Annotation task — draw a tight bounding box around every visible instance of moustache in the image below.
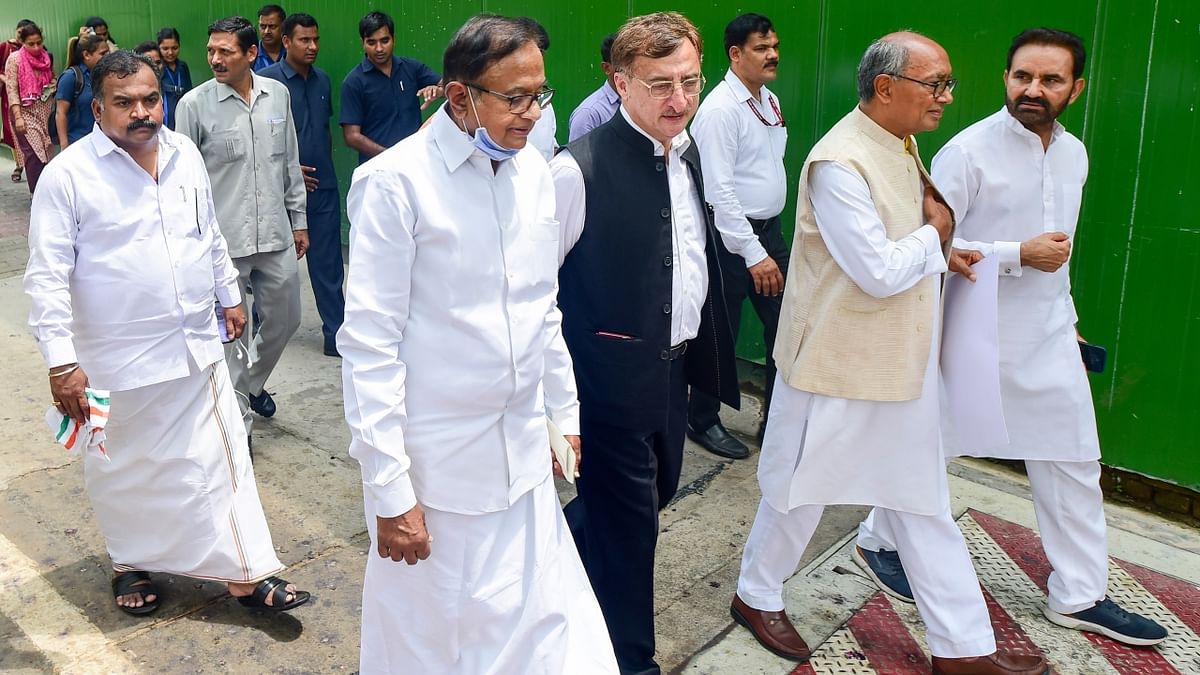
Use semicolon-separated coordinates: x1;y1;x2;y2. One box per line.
1018;96;1049;109
212;65;228;73
127;118;159;132
764;61;779;68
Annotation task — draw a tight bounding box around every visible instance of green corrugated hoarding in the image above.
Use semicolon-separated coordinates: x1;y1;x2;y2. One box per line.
3;1;1197;489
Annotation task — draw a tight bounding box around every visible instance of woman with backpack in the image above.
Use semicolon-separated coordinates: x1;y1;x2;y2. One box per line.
54;32;109;148
156;27;191;129
2;21;54;194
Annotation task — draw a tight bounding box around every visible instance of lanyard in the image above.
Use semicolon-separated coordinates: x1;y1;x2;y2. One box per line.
164;64;181;89
746;94;785;128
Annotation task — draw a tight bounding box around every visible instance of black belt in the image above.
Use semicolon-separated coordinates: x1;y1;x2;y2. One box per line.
747;214;781;230
660;341;688;361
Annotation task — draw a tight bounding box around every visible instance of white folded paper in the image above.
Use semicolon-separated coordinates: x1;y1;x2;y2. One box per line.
547;418;577;484
941;254;1009;452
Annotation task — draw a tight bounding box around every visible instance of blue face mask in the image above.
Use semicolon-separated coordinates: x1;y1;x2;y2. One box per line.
463;93;520;161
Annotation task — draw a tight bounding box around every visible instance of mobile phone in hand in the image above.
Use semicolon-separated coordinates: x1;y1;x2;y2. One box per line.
1079;340;1106;374
216;303;233;343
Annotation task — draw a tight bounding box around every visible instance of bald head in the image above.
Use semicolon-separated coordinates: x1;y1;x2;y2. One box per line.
857;31;947;102
857;31;954;138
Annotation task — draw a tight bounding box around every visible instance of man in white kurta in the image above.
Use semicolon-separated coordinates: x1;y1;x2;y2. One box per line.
732;34;1048;675
25;51;305;616
339;15;615;675
855;28;1167;647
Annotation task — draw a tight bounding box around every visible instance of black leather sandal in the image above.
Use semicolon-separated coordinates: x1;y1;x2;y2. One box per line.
236;576;310;612
111;570;162;616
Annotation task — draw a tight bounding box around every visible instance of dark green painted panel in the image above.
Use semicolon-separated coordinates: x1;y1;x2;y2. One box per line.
1071;0;1200;487
2;1;1196;487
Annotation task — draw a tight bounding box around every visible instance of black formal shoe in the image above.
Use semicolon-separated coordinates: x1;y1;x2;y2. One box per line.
248;390;276;418
687;422;750;459
323;341;340;358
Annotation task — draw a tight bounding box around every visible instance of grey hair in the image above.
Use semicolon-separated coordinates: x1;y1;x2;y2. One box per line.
92;50;157;105
856;37;910;101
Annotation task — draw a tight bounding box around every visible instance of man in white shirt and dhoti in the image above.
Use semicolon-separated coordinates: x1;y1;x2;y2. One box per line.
854;27;1167;648
339;15;617;674
25;51;308;617
730;33;1049;675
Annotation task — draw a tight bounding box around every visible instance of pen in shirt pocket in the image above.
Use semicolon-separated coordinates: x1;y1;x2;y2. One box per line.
194;188;201;234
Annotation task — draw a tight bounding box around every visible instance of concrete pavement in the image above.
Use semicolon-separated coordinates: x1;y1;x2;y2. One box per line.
1;150;1198;674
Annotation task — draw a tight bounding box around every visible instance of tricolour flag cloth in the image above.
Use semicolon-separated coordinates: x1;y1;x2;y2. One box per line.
44;388;111;460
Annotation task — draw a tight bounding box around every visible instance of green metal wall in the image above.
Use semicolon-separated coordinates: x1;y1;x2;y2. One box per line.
3;1;1197;489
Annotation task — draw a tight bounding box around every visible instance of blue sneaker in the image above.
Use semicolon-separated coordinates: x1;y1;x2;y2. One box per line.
248;390;276;418
852;545;914;603
1043;597;1167;646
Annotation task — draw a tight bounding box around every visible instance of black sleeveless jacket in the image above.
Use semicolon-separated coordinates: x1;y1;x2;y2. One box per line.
559;112;740;430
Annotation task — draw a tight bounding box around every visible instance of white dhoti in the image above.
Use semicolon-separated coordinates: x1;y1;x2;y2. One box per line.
360;475;617;675
84;360;284;582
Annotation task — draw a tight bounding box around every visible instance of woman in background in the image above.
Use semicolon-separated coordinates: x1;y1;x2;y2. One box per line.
3;21;54;194
0;20;34;182
156;27;191;130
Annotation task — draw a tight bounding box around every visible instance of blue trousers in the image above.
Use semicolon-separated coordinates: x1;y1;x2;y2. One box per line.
306;188;345;347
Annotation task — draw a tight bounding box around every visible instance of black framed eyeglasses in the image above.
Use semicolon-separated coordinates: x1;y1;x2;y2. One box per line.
889;74;958;98
629;74;706;99
466;83;555;114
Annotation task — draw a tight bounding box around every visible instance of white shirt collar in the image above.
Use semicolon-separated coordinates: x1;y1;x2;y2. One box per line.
429;103;533;173
88;123;179;167
723;69;763;104
618;105;691;158
720;69;777;105
999;105;1065;145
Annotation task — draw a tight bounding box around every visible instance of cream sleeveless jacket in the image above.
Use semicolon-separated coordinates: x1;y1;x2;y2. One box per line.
774;106;951;401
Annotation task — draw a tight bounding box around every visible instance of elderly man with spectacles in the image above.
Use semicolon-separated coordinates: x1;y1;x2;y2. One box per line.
339;13;616;674
730;32;1049;675
550;11;740;674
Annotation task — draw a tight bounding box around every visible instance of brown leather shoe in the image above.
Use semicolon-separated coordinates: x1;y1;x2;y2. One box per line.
730;594;811;662
932;650;1049;675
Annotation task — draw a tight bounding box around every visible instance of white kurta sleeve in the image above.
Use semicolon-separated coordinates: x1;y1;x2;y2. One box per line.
934;142;1023;277
809;161;947;299
340;168;419;518
24;167;80;368
550;150;587;265
692;106;768;267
